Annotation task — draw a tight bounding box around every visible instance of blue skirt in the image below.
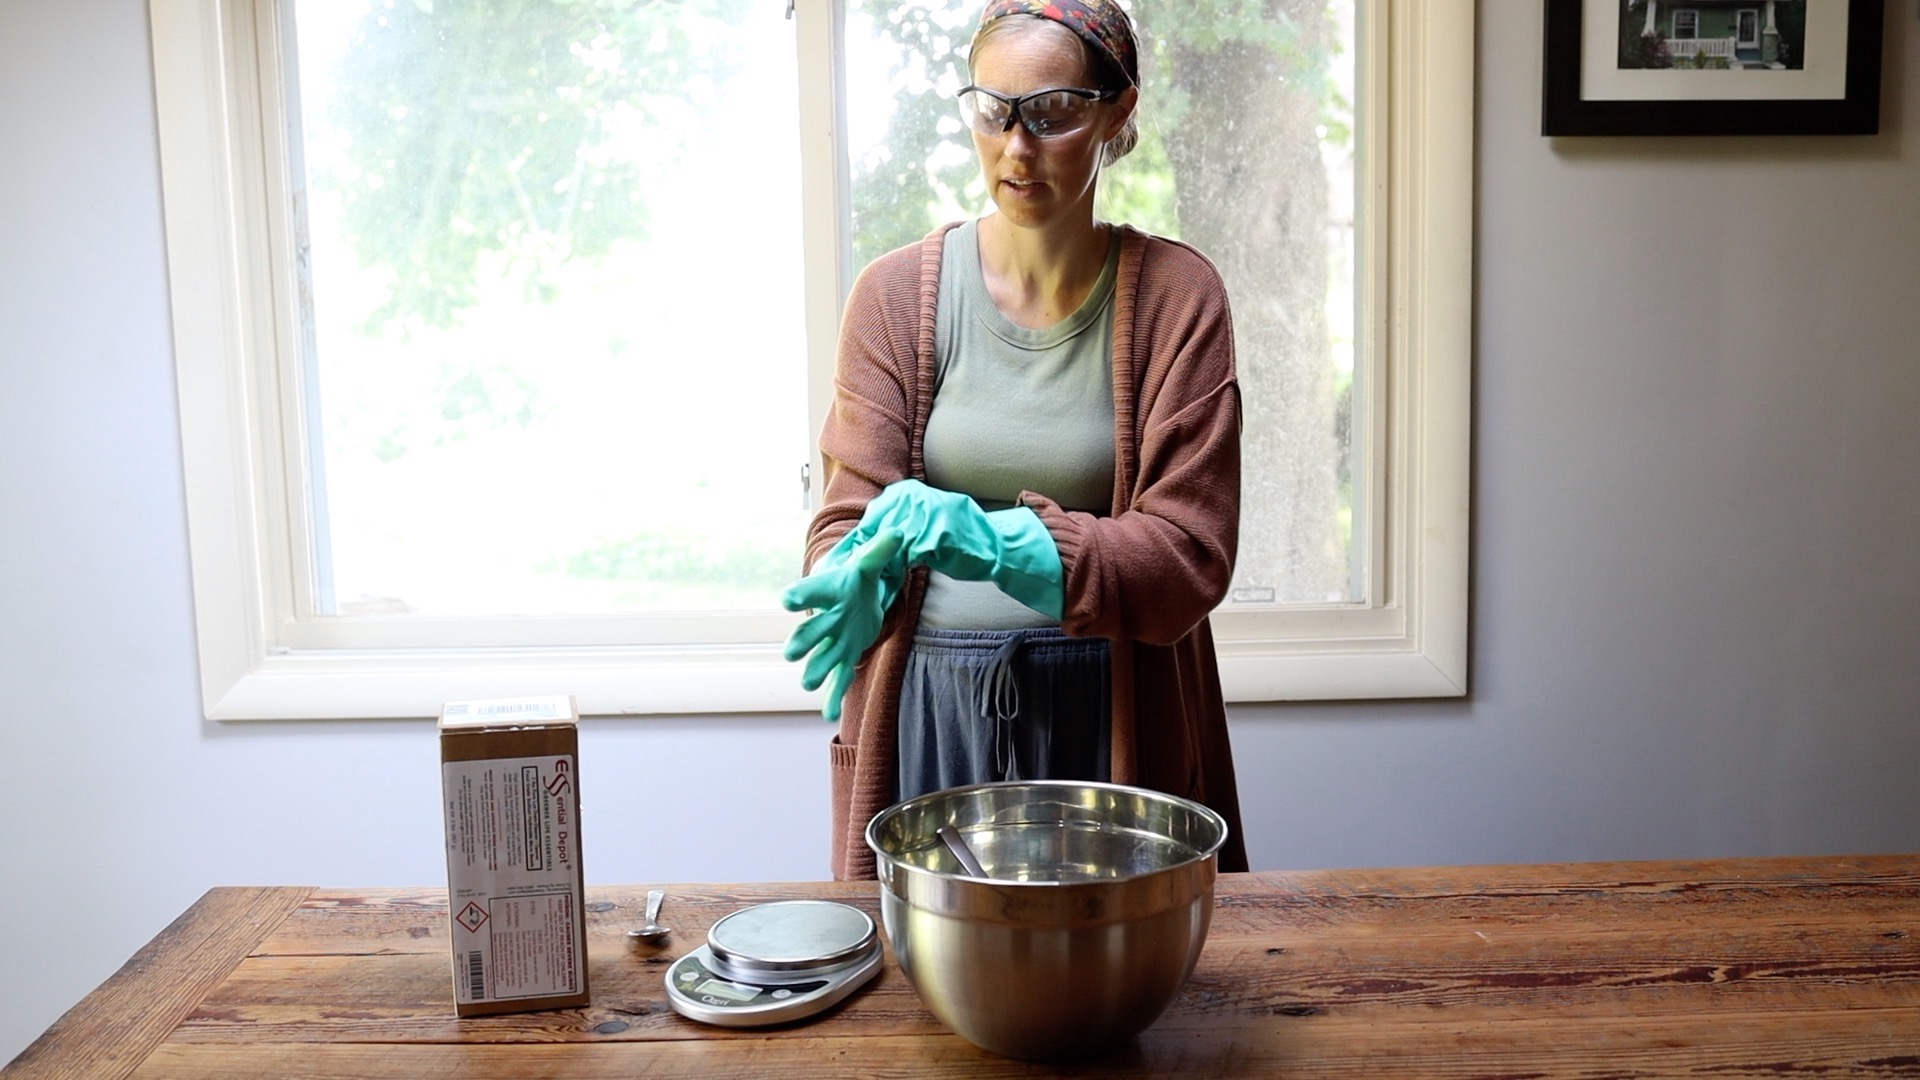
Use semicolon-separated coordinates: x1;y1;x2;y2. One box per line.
896;626;1112;804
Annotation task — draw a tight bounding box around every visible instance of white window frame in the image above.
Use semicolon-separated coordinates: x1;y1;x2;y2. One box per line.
148;0;1472;721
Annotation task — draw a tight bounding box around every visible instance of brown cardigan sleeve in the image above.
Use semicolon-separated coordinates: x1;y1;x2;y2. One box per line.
806;229;948;881
806;242;922;569
1022;233;1242;646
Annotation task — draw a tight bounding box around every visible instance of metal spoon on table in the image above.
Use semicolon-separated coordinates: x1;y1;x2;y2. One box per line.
627;889;672;941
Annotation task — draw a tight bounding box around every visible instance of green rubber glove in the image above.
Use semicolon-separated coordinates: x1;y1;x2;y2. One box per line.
844;479;1064;621
781;527;906;722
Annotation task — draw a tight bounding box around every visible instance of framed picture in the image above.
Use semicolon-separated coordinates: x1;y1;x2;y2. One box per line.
1542;0;1884;135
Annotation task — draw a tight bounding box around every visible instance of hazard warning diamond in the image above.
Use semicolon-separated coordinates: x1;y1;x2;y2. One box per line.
456;901;489;933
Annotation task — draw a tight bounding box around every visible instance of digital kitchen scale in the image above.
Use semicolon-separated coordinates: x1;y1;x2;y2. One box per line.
664;900;882;1027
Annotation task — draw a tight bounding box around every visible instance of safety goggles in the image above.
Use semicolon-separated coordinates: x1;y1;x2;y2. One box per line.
955;85;1121;139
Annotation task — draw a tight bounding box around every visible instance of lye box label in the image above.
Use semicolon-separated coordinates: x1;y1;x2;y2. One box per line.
439;695;589;1016
443;753;580;1001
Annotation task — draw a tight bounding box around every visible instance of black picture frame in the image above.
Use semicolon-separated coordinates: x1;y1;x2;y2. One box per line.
1542;0;1884;135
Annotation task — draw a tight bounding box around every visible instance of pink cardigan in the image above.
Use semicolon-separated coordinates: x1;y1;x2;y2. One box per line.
810;222;1249;879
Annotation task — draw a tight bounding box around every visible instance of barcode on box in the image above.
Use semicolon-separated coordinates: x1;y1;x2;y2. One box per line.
441;695;575;725
467;951;485;1000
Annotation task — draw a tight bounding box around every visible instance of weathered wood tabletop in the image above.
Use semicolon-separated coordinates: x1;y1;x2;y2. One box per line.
8;856;1919;1078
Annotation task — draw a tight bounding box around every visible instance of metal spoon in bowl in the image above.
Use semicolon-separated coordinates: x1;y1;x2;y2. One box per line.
627;889;672;941
938;826;989;879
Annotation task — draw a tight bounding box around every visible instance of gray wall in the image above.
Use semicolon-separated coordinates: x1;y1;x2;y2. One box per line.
4;1;1916;1064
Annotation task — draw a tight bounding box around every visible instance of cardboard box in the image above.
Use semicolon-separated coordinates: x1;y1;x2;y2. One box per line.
439;695;590;1017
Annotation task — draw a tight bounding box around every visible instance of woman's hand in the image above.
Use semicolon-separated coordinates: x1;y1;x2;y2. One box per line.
781;528;907;721
844;479;1064;620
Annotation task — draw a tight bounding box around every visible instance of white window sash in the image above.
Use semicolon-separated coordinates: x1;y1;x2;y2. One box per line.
149;0;1472;720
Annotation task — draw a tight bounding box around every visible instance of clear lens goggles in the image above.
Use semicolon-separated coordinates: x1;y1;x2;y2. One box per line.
956;85;1118;139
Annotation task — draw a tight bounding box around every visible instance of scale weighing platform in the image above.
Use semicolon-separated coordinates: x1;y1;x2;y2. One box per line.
664;900;883;1027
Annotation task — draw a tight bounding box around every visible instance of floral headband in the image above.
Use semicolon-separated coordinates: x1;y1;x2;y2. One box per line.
976;0;1140;88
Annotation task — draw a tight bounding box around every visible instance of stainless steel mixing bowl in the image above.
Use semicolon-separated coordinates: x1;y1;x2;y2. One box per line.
865;780;1228;1061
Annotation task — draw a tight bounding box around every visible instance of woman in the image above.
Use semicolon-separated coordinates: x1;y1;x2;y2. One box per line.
784;0;1248;879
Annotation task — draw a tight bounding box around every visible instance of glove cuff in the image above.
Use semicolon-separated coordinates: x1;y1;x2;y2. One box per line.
986;506;1065;621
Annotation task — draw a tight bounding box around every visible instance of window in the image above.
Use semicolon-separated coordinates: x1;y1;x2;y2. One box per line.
150;0;1470;720
1673;10;1701;39
281;2;812;629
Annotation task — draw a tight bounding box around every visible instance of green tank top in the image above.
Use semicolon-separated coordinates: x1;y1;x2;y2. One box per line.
919;218;1119;629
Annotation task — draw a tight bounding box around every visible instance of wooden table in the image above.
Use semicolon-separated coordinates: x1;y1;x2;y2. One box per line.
8;856;1919;1078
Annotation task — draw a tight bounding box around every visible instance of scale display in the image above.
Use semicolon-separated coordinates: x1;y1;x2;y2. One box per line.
691;977;763;1003
664;901;882;1027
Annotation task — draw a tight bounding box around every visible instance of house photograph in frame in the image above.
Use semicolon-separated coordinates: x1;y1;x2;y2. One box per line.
1542;0;1884;135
